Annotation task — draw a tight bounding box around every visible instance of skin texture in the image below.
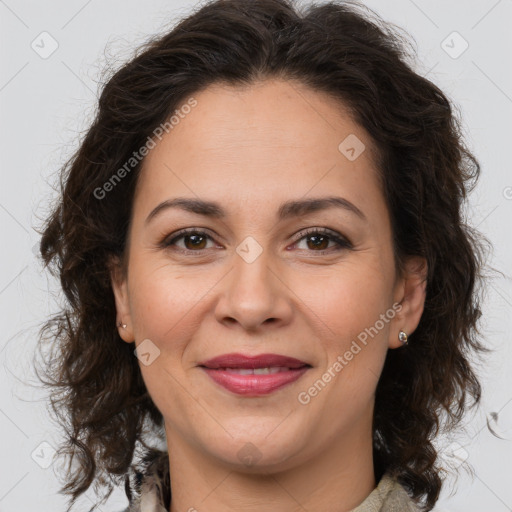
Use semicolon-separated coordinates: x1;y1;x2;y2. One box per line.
110;78;427;512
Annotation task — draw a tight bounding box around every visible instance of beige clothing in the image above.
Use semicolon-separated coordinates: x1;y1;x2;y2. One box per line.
349;473;421;512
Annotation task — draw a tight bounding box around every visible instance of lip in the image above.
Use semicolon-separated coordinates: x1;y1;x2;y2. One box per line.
198;353;311;396
201;367;310;396
199;353;309;369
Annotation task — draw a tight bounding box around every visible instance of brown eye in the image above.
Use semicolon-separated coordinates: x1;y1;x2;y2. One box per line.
305;233;330;251
181;233;208;250
163;230;215;251
293;228;352;254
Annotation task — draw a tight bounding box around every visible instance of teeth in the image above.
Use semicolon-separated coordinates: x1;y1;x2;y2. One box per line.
222;367;291;375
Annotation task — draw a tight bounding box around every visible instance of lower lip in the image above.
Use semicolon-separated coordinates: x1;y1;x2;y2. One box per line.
201;367;310;396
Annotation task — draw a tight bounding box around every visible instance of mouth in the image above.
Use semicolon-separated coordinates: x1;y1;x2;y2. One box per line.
198;353;312;396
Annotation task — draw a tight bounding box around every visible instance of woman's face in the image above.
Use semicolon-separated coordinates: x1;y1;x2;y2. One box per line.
111;78;426;473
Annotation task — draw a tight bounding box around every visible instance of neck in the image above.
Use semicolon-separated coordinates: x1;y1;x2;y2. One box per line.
166;413;376;512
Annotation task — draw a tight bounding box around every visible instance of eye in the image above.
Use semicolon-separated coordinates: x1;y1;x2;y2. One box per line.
162;228;218;252
291;227;352;254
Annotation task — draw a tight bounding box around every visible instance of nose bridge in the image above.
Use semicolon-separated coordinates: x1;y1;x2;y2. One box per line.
214;236;292;330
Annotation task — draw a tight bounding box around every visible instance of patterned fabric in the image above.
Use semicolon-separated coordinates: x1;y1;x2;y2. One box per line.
121;450;421;512
349;473;421;512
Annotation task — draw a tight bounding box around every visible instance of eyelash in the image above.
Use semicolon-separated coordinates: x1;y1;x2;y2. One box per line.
160;227;353;256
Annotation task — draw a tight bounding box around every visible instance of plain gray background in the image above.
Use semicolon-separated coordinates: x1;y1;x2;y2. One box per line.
1;0;511;510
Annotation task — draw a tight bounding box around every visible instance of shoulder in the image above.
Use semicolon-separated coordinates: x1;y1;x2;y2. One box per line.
350;472;422;512
384;477;422;511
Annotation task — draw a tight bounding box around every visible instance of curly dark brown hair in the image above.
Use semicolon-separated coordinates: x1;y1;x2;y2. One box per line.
35;0;492;510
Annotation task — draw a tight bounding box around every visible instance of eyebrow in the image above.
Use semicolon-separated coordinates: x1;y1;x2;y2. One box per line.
145;196;367;226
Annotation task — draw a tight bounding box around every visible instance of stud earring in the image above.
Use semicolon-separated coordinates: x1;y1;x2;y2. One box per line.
398;330;408;345
117;321;127;329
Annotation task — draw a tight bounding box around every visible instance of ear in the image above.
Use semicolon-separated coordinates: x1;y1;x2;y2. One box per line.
108;255;135;343
389;256;428;349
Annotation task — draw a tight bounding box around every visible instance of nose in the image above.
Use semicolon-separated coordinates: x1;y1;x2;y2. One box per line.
214;246;293;332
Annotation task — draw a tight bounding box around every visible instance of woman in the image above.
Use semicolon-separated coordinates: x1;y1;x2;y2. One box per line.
36;0;490;511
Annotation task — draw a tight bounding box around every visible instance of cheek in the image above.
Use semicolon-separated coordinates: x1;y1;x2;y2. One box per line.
126;257;234;419
300;275;391;423
128;261;202;354
297;265;392;345
296;265;392;400
127;265;202;416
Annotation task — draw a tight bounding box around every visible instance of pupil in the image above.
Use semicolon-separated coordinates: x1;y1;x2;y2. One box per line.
186;234;206;249
308;235;328;250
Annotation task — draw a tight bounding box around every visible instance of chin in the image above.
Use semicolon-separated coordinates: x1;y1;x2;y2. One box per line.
203;428;306;472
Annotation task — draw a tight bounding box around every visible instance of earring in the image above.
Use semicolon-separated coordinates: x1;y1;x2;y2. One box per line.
398;330;408;345
117;321;127;329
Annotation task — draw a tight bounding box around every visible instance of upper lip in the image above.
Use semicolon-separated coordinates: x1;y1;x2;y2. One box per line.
199;353;310;369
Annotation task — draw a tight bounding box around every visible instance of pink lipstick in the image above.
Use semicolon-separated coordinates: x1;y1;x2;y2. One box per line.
199;353;311;396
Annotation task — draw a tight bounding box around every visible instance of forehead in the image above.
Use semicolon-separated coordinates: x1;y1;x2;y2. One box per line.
134;78;384;221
